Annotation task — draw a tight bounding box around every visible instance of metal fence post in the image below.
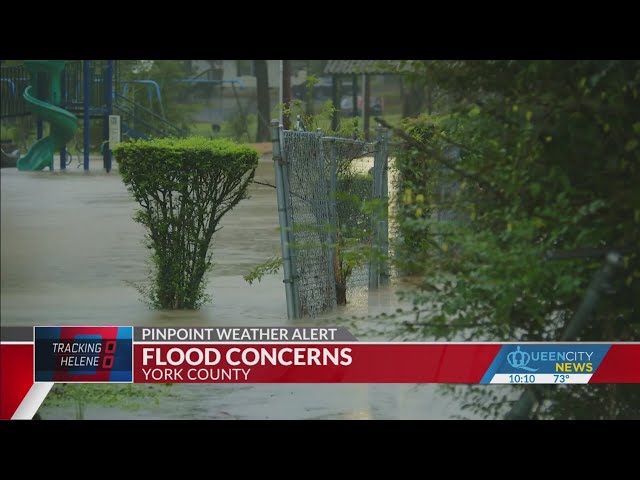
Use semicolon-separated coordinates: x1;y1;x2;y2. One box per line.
271;120;296;319
329;138;338;248
278;124;301;318
369;132;382;289
318;130;339;310
380;128;390;285
327;137;341;308
369;126;390;289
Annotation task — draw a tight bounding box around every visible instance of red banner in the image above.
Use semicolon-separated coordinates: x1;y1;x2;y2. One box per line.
134;343;502;383
0;345;35;419
3;340;640;419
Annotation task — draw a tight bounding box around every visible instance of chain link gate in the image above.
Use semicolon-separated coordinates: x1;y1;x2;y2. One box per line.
271;121;389;319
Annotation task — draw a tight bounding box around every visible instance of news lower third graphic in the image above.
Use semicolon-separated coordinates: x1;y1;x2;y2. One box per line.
480;344;611;384
1;326;639;419
34;327;133;382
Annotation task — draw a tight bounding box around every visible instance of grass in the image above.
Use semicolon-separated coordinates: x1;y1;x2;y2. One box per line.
187;110;403;146
188;113;257;143
189;122;215;137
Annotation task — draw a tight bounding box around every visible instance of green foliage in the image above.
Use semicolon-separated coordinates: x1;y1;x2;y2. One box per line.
279;98;363;139
118;60;196;132
337;173;373;233
334;171;375;297
222;112;254;142
246;96;382;304
66;121;108;155
243;255;283;285
39;383;172;420
243;137;382;306
1;116;45;151
0;124;17;142
114;137;258;309
393;128;435;274
243;170;377;301
191;115;258;143
390;60;640;419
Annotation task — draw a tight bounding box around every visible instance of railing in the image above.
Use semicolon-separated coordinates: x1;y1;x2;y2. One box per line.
1;61;115;117
113;92;186;139
61;60;111;111
2;61;185;140
0;64;30;117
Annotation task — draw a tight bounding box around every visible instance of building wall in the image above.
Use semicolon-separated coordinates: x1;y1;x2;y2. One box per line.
191;60;305;89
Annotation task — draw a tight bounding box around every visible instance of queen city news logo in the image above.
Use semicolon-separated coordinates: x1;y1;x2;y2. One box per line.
507;346;539;372
503;344;601;374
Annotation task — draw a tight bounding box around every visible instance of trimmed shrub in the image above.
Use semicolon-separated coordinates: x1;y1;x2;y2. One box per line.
114;137;258;309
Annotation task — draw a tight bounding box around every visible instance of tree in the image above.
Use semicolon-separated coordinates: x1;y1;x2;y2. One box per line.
115;138;258;310
388;60;640;419
254;60;270;142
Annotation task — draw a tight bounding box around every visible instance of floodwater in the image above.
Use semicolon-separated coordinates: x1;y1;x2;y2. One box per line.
1;157;482;419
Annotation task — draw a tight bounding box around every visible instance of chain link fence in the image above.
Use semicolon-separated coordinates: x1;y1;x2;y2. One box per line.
271;122;389;319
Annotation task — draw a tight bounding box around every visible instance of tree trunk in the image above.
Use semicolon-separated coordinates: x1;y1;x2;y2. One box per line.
334;238;347;305
305;60;314;117
401;78;426;118
331;75;339;131
254;60;270;142
363;74;370;140
282;60;292;130
336;281;347;305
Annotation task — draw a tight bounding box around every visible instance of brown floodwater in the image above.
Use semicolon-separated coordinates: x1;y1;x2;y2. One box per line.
1;157;484;419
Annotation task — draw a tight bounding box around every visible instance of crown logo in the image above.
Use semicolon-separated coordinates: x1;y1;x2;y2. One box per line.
507;346;538;372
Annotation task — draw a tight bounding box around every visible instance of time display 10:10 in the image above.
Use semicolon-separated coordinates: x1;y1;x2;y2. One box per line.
508;374;535;384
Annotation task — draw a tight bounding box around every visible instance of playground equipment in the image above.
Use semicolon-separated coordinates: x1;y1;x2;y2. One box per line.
17;60;78;171
121;80;165;117
1;60;186;172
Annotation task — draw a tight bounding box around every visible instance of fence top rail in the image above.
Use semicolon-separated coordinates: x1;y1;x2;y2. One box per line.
283;130;383;146
319;136;376;146
283;129;318;134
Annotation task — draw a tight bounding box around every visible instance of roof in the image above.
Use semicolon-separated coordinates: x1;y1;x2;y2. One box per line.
323;60;406;75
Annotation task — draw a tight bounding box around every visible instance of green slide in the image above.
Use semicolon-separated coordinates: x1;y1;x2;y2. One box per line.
17;60;78;171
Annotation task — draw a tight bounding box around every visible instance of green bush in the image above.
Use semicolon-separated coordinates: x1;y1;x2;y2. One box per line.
389;60;640;419
333;172;374;304
336;172;373;238
114;137;258;309
0;124;17;142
